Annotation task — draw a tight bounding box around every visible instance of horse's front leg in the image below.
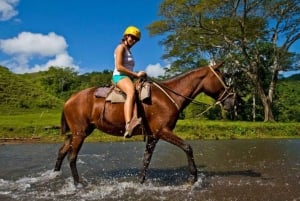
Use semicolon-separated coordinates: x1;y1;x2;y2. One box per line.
140;136;158;183
159;128;198;184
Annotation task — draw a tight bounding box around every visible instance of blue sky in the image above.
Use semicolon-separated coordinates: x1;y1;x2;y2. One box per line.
0;0;299;77
0;0;167;77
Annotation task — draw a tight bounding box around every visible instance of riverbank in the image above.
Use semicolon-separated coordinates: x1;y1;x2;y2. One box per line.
1;113;299;144
175;119;300;140
0;137;41;144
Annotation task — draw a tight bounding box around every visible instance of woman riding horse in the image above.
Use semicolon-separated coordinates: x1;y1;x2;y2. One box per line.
54;63;236;185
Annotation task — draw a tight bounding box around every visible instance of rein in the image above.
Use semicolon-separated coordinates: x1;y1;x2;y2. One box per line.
148;66;232;115
152;82;180;110
148;77;204;109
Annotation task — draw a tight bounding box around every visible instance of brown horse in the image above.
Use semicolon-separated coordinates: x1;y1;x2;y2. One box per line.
54;63;236;185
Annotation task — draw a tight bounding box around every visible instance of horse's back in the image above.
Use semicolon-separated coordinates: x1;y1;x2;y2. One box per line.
65;87;97;105
63;87;100;129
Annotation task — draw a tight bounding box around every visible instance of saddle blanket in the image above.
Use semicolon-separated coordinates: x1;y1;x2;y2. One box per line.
94;82;151;103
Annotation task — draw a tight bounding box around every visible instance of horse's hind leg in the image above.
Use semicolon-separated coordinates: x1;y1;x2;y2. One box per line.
140;136;158;183
68;134;85;185
54;135;71;171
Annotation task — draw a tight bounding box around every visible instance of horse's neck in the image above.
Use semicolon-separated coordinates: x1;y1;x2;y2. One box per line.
162;68;208;108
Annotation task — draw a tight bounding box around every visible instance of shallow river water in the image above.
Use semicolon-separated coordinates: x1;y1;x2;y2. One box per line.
0;139;299;201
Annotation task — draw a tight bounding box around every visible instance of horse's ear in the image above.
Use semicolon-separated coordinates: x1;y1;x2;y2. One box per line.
212;61;225;70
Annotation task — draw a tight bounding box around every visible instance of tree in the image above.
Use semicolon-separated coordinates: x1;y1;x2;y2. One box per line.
147;0;300;121
40;66;80;99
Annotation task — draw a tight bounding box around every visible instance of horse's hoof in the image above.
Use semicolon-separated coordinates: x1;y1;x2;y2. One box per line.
74;180;88;188
139;176;146;184
188;175;198;185
75;182;84;188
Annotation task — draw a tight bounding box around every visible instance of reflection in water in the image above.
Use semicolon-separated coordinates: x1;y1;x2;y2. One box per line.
0;140;299;201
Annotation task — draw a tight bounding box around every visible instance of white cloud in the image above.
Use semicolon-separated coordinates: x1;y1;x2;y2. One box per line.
31;53;78;72
145;63;166;78
0;0;19;21
0;32;67;56
0;32;79;73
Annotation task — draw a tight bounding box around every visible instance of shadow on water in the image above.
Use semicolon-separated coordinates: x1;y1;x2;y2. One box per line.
85;164;261;186
202;169;261;178
97;167;191;186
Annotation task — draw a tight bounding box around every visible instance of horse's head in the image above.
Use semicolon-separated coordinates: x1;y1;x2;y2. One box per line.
217;87;237;110
208;63;238;111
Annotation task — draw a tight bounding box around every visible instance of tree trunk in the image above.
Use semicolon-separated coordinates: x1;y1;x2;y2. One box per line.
258;90;275;122
263;98;274;122
252;94;256;122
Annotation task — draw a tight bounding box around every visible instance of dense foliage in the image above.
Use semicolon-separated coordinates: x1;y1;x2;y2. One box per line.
274;74;300;122
0;65;299;121
147;0;300;122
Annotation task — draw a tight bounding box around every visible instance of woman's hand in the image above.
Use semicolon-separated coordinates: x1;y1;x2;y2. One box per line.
137;71;147;78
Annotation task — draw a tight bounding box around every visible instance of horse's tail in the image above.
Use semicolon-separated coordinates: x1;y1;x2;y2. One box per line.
61;110;70;135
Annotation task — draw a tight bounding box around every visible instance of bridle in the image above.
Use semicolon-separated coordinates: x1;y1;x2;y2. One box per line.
208;66;235;106
147;66;235;114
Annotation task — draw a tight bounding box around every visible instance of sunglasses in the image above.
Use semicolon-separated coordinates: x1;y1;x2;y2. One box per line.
128;34;139;41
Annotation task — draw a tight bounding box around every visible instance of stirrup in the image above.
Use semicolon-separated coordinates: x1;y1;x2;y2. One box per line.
124;117;142;138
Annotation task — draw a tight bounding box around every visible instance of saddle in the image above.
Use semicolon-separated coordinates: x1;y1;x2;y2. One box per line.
94;80;151;103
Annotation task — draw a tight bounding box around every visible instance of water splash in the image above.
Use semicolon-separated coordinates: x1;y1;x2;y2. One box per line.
0;169;205;201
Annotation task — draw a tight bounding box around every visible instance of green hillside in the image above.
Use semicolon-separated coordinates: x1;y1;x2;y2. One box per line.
0;66;63;114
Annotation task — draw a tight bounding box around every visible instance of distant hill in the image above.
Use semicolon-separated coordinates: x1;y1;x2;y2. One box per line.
282;73;300;81
0;66;63;114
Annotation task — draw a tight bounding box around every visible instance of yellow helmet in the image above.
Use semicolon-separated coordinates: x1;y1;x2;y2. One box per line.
123;26;141;40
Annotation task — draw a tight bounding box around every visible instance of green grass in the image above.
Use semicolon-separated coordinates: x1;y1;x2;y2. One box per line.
175;119;300;140
0;111;299;143
0;110;143;143
0;110;61;142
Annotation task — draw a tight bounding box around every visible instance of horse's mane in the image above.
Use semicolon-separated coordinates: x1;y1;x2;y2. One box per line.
161;66;210;85
161;62;224;84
